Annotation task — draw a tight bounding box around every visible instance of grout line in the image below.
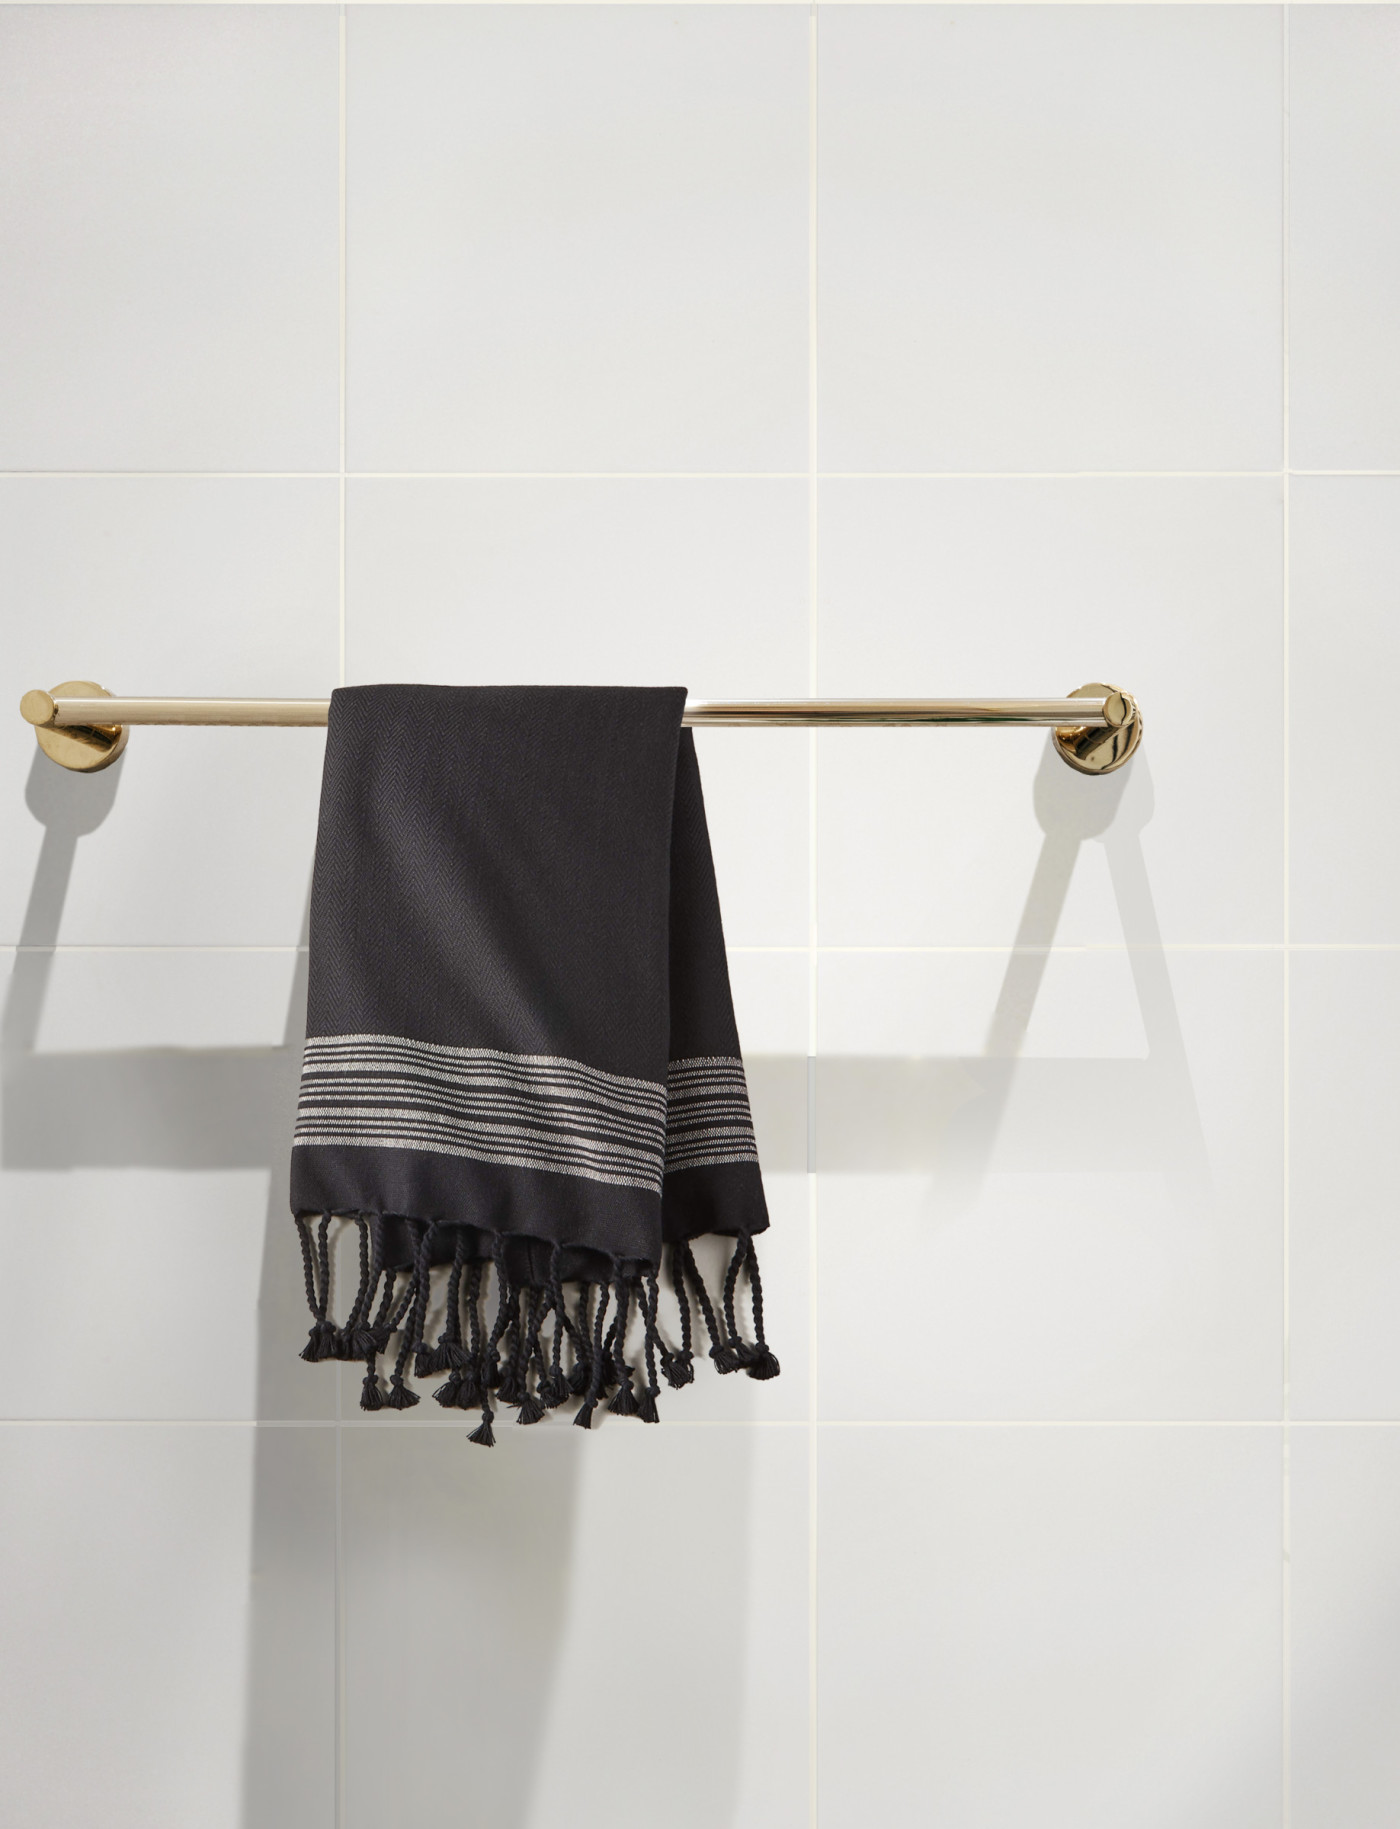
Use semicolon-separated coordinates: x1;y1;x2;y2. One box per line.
5;468;1398;482
338;4;348;695
816;469;1286;480
335;17;348;1829
806;12;820;1825
334;1383;346;1829
728;942;1398;954
0;479;344;486
1281;14;1293;1826
11;941;1400;958
344;470;810;481
11;1415;1397;1430
8;944;312;954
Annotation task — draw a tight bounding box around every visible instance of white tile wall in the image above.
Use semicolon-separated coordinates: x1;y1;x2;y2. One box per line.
1289;8;1400;471
0;1424;337;1829
0;8;340;472
345;5;809;474
1291;1428;1400;1829
0;477;338;946
341;1424;809;1829
1289;952;1400;1421
2;5;1394;1827
817;5;1283;474
818;1427;1283;1829
815;476;1283;947
1289;476;1400;944
814;947;1283;1421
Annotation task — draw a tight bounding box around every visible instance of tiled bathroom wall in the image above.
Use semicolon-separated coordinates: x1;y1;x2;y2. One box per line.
1;6;1396;1826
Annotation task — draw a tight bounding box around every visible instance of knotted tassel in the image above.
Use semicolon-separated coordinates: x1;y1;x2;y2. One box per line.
606;1277;640;1415
676;1238;745;1375
658;1243;695;1382
720;1236;760;1371
383;1375;419;1410
607;1381;640;1417
635;1269;663;1423
743;1236;781;1380
538;1246;571;1408
415;1226;466;1376
300;1318;341;1363
573;1279;612;1430
334;1217;378;1363
500;1286;544;1411
566;1282;595;1396
377;1223;431;1411
719;1232;781;1381
480;1239;513;1394
297;1215;341;1361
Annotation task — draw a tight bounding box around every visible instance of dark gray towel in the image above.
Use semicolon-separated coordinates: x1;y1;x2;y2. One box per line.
291;685;777;1443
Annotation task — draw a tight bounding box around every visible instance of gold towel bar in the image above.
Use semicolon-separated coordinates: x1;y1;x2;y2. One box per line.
19;681;1142;776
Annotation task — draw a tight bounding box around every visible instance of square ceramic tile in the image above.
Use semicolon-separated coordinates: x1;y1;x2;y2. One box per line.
1289;478;1400;944
816;6;1282;473
817;1426;1282;1829
342;1424;809;1829
814;948;1283;1420
0;7;338;471
1;479;338;946
346;477;810;945
1291;1427;1400;1829
815;478;1283;948
0;947;333;1421
1290;952;1400;1420
346;5;808;473
1289;9;1400;470
0;1423;336;1829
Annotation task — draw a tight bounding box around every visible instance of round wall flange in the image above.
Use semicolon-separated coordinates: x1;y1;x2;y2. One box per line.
1053;681;1142;775
22;681;128;773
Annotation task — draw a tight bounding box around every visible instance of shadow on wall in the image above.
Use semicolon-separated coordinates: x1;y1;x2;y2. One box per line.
1;752;751;1829
746;737;1208;1217
1;732;1199;1829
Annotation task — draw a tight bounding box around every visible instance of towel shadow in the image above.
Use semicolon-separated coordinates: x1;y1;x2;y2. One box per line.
4;751;770;1829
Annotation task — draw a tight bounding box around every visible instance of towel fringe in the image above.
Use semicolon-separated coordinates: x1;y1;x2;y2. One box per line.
297;1221;779;1432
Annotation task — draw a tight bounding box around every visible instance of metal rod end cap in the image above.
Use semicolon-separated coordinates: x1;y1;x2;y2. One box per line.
20;690;56;727
31;681;128;773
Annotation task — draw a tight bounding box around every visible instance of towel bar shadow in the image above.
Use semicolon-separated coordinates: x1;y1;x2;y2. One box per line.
18;680;1142;776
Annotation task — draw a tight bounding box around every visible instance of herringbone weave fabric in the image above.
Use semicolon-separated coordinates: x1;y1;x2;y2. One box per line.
290;685;778;1441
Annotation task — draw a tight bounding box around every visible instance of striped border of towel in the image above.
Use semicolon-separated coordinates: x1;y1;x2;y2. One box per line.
293;1034;758;1193
664;1055;762;1175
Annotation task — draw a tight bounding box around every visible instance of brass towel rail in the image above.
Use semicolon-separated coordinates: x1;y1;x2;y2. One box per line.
19;680;1142;776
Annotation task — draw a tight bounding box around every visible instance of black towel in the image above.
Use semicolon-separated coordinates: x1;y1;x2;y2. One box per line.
291;685;778;1442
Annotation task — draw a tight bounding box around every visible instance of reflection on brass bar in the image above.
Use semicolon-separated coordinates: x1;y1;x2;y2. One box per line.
44;696;332;728
37;694;1111;730
684;698;1110;728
